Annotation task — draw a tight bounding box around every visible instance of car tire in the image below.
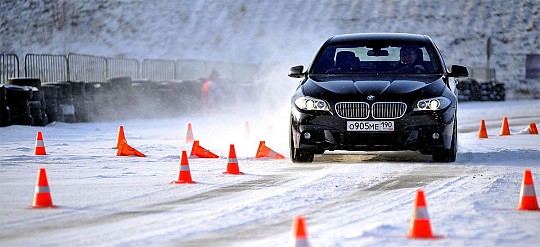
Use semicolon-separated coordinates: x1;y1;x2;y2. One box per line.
289;127;314;163
432;118;457;162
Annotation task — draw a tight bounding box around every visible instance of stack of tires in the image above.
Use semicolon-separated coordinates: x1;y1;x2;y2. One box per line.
54;81;76;123
41;83;59;123
5;78;47;126
107;76;134;120
457;79;505;102
154;81;176;118
70;81;92;122
85;81;114;121
457;79;479;101
42;81;75;123
28;86;48;126
131;79;154;118
176;79;202;115
0;84;11;126
167;81;187;116
4;84;32;125
478;81;505;101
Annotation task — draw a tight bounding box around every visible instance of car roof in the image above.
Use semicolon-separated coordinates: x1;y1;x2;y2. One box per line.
326;33;430;44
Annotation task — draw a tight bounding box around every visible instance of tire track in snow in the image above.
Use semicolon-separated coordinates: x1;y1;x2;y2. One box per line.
165;163;471;246
0;164;328;245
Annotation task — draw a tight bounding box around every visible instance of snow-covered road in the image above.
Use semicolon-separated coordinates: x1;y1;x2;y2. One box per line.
1;99;539;246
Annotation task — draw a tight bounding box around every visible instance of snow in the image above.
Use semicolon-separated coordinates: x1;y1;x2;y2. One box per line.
1;99;539;246
1;1;540;245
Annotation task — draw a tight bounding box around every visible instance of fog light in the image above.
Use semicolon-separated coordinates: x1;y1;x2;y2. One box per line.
303;132;311;140
432;133;440;140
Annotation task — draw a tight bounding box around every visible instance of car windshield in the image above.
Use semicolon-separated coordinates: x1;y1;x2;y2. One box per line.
311;42;442;74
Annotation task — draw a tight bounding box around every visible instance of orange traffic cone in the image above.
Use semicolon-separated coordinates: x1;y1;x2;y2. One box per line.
256;141;286;159
478;120;488;138
529;123;539;135
408;189;439;239
34;131;47;155
517;170;539;211
190;140;219;158
113;125;126;149
499;117;511;136
186;123;194;143
171;151;196;184
224;144;243;175
291;215;310;247
32;168;56;208
116;139;146;157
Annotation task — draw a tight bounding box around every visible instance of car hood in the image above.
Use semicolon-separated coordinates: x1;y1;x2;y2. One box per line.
301;74;446;101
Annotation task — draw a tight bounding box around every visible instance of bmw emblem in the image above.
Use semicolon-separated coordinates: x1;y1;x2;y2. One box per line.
367;95;375;100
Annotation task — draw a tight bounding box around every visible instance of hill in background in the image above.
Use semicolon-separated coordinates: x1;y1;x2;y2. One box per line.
1;0;539;98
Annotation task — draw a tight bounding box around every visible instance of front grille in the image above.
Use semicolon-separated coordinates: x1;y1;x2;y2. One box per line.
372;102;407;119
335;102;407;119
335;102;369;119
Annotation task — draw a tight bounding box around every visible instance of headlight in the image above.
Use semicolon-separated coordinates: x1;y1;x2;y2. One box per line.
294;96;330;111
414;97;451;111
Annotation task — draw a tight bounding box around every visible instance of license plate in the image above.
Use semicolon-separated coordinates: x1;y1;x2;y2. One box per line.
347;121;394;131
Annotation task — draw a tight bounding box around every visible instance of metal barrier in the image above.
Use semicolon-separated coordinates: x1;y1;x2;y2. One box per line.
0;54;19;84
107;57;140;79
206;61;234;80
68;53;107;82
175;59;207;80
174;59;259;82
24;54;69;83
5;53;260;84
142;59;175;81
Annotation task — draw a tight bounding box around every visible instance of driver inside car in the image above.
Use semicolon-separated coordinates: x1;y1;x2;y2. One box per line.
393;46;426;72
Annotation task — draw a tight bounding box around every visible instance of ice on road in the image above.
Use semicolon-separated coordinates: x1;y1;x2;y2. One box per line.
1;99;539;246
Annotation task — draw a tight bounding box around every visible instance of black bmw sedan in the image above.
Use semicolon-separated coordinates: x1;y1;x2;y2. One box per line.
288;33;469;163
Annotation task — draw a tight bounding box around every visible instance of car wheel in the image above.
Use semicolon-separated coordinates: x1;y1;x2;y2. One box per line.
433;118;457;162
289;127;314;163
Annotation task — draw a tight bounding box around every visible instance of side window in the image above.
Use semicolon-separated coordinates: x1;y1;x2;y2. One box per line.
420;48;429;62
419;47;439;73
313;47;336;73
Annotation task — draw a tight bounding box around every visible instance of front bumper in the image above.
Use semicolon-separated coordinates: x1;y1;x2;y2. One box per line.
291;105;455;153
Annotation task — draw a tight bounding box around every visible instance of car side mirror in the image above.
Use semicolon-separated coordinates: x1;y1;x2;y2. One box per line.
288;65;305;78
448;65;469;78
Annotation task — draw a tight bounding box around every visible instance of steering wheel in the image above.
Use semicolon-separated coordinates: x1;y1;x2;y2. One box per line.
394;65;419;73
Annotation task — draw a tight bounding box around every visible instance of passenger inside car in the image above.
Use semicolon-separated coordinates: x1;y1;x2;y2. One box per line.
334;51;358;72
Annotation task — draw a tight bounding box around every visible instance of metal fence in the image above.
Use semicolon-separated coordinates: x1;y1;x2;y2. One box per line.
68;53;107;82
2;53;260;84
0;54;19;84
175;59;207;80
142;59;176;81
175;59;259;82
24;54;69;83
107;57;140;79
